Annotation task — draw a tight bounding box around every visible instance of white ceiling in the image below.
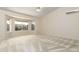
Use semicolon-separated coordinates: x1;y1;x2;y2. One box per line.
0;7;58;17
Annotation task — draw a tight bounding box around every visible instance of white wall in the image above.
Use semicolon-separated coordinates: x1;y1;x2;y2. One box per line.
37;7;79;40
0;13;7;42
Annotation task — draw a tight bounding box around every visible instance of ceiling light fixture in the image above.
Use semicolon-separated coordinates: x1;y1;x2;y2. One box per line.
66;9;79;14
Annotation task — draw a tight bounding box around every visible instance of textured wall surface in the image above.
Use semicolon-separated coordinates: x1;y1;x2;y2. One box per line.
37;7;79;40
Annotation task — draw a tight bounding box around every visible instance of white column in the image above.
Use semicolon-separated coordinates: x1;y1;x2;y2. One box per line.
28;21;32;31
9;18;15;32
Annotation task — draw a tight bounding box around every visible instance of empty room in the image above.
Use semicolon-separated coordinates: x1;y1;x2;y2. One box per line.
0;7;79;52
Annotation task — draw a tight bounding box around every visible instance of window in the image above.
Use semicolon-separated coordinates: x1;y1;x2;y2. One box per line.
7;20;10;31
15;21;29;31
31;22;35;30
6;16;36;32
